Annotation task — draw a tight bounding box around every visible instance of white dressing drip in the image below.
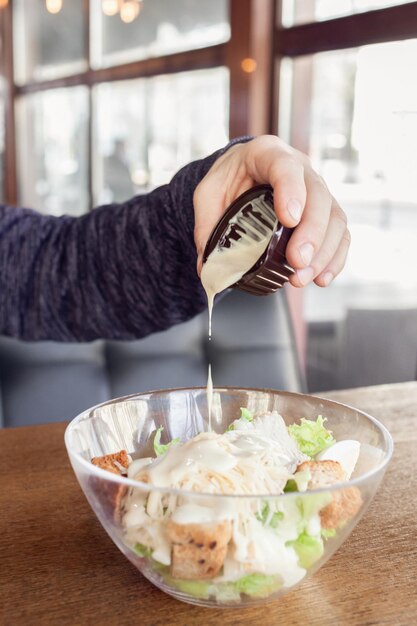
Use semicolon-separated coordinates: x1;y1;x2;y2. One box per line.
132;416;307;496
207;363;213;431
200;196;277;430
201;227;275;339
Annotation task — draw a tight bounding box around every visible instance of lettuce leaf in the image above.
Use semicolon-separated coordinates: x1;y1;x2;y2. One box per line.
321;527;336;539
256;502;284;528
134;542;153;558
226;407;254;432
284;469;311;493
165;573;281;602
234;573;282;598
168;578;212;599
153;426;180;456
240;407;254;422
297;491;332;521
165;578;239;603
288;415;335;457
287;532;324;569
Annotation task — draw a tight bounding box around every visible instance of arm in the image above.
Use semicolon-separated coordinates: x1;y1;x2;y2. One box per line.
0;139;250;342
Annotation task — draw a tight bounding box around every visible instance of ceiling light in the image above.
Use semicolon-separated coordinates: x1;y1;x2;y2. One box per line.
102;0;119;16
46;0;63;14
120;0;140;23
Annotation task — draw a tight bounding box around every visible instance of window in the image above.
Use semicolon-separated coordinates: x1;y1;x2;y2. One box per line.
93;67;229;204
16;87;89;215
281;40;417;323
282;0;416;26
276;0;417;390
91;0;230;68
1;0;233;213
13;0;87;84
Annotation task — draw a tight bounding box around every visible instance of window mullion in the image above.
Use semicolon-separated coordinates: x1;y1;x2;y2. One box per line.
84;0;93;211
3;0;17;205
276;2;417;57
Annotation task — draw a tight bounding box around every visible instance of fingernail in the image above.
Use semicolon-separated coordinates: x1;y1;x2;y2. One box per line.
296;267;314;286
321;271;334;286
299;242;314;266
287;198;302;223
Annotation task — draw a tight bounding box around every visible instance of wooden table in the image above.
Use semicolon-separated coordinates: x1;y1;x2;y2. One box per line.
1;382;416;626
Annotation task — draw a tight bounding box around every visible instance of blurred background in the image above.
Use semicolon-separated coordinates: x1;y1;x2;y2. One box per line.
1;0;417;427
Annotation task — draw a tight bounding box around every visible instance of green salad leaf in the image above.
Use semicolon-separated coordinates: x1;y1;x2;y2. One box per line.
297;491;332;521
284;469;311;493
287;532;324;569
134;543;153;558
169;578;212;599
234;573;282;598
153;426;180;456
283;479;297;493
321;528;336;540
166;578;240;603
226;407;254;432
164;572;281;602
288;415;335;457
256;502;284;528
240;407;254;422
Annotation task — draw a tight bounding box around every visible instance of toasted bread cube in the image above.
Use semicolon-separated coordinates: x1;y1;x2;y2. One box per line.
320;486;363;529
91;450;129;475
171;543;228;579
297;460;362;529
297;459;345;486
166;520;232;546
166;520;232;580
90;450;129;523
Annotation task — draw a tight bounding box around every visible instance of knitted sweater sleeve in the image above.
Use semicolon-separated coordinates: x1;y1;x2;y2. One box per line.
0;138;251;341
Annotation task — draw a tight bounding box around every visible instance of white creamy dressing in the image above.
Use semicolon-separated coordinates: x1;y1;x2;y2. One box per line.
229;517;306;586
201;231;271;339
122;413;362;584
200;197;277;429
130;414;307;501
123;414;309;576
200;197;277;340
148;432;238;488
206;363;213;430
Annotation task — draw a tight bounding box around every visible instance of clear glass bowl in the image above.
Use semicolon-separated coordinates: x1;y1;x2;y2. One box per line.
64;387;393;608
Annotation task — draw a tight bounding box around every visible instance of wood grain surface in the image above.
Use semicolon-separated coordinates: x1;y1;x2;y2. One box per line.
1;382;416;626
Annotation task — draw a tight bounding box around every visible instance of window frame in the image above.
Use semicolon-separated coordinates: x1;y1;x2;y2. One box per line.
271;0;417;367
0;2;17;204
2;2;417;209
272;1;417;134
0;0;262;209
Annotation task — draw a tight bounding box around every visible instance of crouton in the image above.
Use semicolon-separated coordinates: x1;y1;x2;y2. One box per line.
320;486;363;529
91;450;129;475
90;450;129;523
298;459;345;486
297;460;362;530
166;520;232;580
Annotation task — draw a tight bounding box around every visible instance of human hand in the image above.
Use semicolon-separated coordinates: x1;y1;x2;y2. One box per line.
193;135;350;288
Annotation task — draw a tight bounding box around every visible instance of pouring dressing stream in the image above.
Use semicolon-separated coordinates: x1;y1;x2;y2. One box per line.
201;192;278;430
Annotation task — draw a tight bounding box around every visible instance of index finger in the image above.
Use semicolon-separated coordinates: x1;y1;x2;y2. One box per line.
244;137;307;227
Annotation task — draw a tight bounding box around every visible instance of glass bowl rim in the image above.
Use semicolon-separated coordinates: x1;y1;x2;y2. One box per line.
64;386;394;499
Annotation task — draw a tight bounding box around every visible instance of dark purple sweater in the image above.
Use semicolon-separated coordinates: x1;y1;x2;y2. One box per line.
0;139;248;342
